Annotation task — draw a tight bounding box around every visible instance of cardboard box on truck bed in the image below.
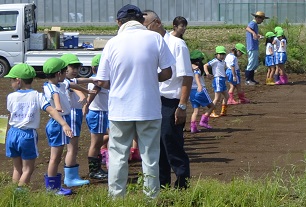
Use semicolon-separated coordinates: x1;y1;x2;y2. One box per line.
93;38;108;49
45;27;61;49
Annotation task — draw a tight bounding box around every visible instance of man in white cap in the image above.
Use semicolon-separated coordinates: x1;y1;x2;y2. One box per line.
96;4;175;198
245;11;269;85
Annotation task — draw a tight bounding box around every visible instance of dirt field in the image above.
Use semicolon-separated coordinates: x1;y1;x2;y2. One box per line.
1;73;306;190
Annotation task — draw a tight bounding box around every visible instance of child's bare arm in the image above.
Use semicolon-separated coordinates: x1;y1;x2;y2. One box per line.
52;93;63;112
71;89;87;106
45;106;73;138
75;77;94;84
70;83;97;94
82;86;101;115
204;63;213;79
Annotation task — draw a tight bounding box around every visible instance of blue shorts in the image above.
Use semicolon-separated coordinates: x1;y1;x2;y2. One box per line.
212;77;227;92
274;53;280;65
70;108;83;137
46;115;70;147
277;52;287;64
86;110;108;134
6;127;38;160
265;55;275;67
189;88;212;108
226;69;241;85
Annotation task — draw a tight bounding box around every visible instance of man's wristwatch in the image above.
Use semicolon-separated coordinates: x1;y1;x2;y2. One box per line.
178;104;187;110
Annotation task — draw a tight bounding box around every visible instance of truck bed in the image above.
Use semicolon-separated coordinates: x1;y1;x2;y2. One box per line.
25;49;102;67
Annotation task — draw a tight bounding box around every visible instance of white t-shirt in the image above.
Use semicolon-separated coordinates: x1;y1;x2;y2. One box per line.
273;37;280;53
191;69;206;89
66;78;83;109
159;32;193;99
7;89;50;129
225;53;239;70
87;74;108;111
96;27;175;121
266;43;273;55
208;58;226;77
43;81;71;116
278;39;287;53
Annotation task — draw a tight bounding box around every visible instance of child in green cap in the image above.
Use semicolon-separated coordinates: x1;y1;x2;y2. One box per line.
189;50;215;133
4;63;73;190
204;46;229;117
274;30;288;85
43;57;96;194
225;43;251;104
42;57;74;195
60;53;91;187
83;54;110;179
265;32;276;85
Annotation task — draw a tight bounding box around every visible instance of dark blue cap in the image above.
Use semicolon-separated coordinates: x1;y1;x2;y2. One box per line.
117;4;145;20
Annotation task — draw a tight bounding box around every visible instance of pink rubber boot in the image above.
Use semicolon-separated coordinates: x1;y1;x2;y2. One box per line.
190;121;200;133
275;75;285;85
227;92;239;105
238;92;250;104
282;74;288;84
199;115;212;129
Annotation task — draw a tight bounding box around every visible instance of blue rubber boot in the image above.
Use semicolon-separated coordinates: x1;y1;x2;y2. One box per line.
64;164;90;187
44;173;72;196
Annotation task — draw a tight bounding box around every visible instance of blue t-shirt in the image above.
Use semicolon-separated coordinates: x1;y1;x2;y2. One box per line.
246;20;259;51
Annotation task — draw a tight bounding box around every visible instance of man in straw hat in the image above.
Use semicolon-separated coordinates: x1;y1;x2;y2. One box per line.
245;11;269;85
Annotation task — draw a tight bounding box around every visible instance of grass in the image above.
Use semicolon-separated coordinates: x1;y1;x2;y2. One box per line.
2;164;306;206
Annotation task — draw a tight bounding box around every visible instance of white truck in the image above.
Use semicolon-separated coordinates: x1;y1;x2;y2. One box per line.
0;3;105;78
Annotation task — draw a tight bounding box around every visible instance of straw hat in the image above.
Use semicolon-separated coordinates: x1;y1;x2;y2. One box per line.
251;11;269;19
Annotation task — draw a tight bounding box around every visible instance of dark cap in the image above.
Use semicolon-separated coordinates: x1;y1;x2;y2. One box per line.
117;4;145;20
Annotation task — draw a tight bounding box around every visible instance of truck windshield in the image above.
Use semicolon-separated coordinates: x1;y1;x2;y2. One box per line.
0;11;18;32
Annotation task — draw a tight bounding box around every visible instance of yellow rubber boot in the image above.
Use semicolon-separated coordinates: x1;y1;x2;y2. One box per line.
220;104;227;116
209;110;220;118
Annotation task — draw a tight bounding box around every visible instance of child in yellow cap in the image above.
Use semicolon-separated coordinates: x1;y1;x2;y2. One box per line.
4;63;72;191
204;46;229;117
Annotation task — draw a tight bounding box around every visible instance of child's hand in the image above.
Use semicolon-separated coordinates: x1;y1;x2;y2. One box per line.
63;125;73;138
78;97;87;106
197;86;203;92
55;108;64;113
233;76;237;82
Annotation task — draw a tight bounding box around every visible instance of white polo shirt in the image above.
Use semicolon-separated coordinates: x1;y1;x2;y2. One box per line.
96;27;175;121
66;78;83;109
278;39;287;53
43;81;71;116
7;89;50;129
87;74;108;111
225;53;239;70
159;32;193;99
208;58;226;78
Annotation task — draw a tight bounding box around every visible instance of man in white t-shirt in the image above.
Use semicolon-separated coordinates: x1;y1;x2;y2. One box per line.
95;4;175;198
143;10;193;189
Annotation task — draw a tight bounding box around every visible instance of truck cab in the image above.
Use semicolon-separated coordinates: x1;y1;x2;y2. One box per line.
0;3;36;77
0;3;105;78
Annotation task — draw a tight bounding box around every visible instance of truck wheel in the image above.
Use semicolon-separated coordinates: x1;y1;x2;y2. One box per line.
78;66;92;78
0;58;10;78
